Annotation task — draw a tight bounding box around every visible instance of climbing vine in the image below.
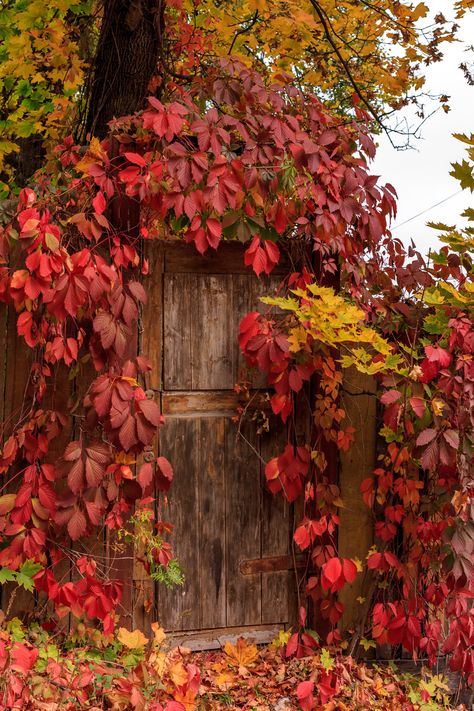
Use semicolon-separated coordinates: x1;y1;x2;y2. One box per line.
0;40;473;708
238;134;474;683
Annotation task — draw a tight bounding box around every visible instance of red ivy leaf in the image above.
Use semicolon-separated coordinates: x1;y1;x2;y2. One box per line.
321;557;342;587
10;644;39;675
297;680;315;710
68;508;87;540
443;429;459;450
416;429;437;447
409;396;426;417
92;191;106;215
380;390;402;405
156;456;173;492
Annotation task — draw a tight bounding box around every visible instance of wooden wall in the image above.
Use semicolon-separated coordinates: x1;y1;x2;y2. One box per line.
0;241;377;646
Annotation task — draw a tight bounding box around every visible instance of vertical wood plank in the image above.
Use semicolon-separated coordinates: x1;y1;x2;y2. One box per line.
3;305;31;435
2;307;34;619
192;275;233;390
260;424;290;625
338;368;377;630
225;419;262;627
68;362;107;631
231;274;253;384
141;243;164;392
44;362;73;629
158;417;200;631
133;244;164;632
163;274;195;390
199;417;226;629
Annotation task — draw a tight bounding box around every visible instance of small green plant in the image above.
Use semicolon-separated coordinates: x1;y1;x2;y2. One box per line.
151;558;184;588
119;506;184;589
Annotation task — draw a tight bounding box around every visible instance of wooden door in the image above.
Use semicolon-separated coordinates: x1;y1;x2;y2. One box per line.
140;241;295;646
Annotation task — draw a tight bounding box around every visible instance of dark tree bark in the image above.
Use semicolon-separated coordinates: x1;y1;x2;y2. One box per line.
84;0;162;139
4;136;45;184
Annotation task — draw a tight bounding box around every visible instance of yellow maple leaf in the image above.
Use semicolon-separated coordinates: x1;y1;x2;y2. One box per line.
212;663;236;689
223;637;258;668
149;650;167;676
117;627;148;649
151;622;166;647
168;660;189;687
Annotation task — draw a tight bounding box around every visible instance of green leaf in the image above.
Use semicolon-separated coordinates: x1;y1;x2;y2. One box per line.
427;221;455;232
450;160;474;190
6;617;25;642
320;647;335;671
0;567;16;584
14;559;42;591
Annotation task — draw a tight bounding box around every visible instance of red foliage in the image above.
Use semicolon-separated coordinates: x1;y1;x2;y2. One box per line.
0;54;472;685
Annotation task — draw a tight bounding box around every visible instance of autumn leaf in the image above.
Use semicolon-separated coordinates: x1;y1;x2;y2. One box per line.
223;637;258;668
168;659;189;687
117;627;149;649
151;622;166;647
211;661;236;689
297;680;315;710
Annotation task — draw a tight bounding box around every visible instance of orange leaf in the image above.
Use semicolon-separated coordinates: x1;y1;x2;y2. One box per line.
117;627;148;649
223;637;258;668
169;659;189;687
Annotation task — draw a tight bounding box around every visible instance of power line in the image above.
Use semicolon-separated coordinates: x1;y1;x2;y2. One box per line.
391;189;464;230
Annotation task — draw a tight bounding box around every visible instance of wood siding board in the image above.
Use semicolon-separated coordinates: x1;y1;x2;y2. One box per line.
45;363;73;630
162;390;242;416
338;368;377;630
158;417;200;631
163;241;288;275
231;274;252;384
133;244;164;631
225;419;262;626
260;426;290;625
2;306;35;618
199;417;226;629
167;624;282;651
142;243;164;391
4;305;31;434
191;275;233;390
163;273;195;390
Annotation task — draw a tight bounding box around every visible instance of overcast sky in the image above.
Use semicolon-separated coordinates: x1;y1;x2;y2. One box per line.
372;2;474;255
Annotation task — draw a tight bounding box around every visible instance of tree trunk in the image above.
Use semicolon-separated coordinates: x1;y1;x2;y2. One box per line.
84;0;161;139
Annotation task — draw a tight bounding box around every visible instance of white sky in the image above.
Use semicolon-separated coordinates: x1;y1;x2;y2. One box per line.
372;2;474;255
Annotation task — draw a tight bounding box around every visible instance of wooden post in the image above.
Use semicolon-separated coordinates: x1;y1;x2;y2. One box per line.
338;367;377;631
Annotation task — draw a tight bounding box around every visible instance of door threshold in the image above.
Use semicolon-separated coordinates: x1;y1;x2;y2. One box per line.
166;623;285;651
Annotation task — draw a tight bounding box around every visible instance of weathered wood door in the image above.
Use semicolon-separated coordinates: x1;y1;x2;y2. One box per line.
141;241;294;644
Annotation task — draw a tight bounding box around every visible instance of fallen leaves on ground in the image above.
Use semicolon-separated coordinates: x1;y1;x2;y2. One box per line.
0;621;468;710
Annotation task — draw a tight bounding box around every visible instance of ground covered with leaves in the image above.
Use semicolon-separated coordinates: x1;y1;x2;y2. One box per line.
0;620;469;710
